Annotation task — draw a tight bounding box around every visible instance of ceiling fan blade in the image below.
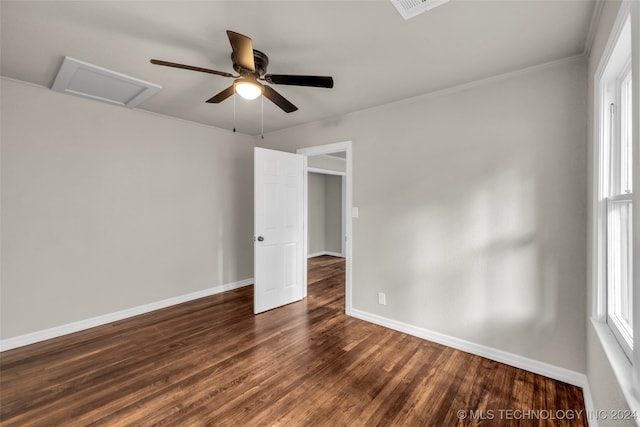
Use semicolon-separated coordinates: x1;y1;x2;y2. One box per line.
263;85;298;113
206;85;235;103
264;74;334;88
150;59;234;78
227;30;255;72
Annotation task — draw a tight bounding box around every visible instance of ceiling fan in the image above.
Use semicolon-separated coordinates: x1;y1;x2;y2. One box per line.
150;30;334;113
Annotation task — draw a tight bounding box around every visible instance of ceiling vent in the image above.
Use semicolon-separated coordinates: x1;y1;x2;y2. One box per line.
390;0;449;20
51;56;161;108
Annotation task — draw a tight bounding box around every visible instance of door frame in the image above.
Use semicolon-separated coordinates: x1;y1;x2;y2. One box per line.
297;141;353;315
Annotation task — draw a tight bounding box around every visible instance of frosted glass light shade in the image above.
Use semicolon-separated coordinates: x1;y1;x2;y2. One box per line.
235;80;262;100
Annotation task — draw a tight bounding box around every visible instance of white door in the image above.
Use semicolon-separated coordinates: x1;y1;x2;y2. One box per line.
254;147;305;314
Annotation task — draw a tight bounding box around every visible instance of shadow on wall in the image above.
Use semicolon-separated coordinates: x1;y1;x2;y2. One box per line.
402;168;558;348
374;139;567;357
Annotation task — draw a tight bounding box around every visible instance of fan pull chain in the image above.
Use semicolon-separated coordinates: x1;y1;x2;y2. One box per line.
261;94;264;140
232;91;237;133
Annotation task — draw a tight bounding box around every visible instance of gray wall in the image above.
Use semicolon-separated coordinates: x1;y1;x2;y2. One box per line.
308;155;346;173
308;172;326;255
259;59;587;373
324;174;342;255
586;1;634;424
308;172;342;256
1;78;254;340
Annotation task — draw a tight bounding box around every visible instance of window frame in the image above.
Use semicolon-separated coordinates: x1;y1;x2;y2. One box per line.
596;10;634;345
603;49;634;361
591;0;640;411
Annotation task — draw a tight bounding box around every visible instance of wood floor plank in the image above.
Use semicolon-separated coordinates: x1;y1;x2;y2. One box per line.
1;256;588;426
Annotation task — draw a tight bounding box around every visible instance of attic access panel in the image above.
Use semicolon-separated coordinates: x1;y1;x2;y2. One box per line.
390;0;449;20
51;56;161;108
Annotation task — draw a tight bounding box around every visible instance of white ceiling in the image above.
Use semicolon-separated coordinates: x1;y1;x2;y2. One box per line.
1;0;597;135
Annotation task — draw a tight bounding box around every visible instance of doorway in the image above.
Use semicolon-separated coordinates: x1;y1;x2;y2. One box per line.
307;172;344;258
297;142;352;315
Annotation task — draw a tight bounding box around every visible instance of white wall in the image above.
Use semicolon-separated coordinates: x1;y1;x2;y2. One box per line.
0;78;254;340
586;1;635;424
259;59;587;373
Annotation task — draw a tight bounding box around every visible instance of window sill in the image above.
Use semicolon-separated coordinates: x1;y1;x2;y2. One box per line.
591;318;640;424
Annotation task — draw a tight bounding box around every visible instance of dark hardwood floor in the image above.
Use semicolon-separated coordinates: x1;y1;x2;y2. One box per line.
1;256;587;426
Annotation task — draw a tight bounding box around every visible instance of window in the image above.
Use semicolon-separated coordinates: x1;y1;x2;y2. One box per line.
592;0;640;412
597;14;633;361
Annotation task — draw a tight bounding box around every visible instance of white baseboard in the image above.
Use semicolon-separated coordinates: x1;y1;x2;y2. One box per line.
349;308;594;420
0;278;253;352
308;251;344;258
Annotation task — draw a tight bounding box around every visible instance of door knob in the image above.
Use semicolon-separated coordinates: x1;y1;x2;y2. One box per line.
257;236;264;242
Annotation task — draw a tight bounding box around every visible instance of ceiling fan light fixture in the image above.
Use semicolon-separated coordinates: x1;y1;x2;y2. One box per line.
151;30;332;113
234;78;263;100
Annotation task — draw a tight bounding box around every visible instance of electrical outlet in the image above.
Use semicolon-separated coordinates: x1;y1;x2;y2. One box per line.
378;292;386;305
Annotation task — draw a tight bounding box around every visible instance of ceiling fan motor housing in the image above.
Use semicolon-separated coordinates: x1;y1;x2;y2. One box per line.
232;49;269;76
